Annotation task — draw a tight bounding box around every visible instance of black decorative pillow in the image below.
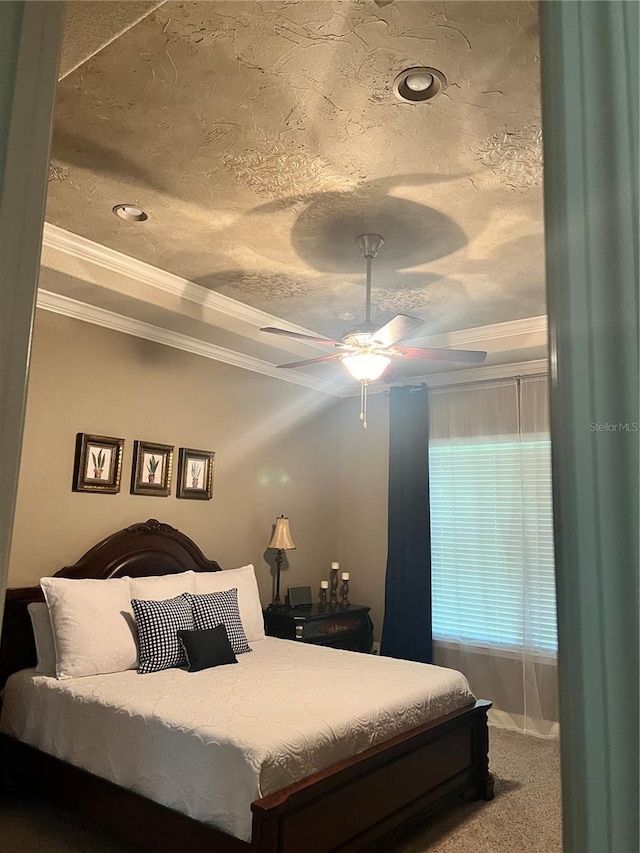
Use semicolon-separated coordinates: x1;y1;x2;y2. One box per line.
186;588;252;655
131;594;195;674
178;625;238;672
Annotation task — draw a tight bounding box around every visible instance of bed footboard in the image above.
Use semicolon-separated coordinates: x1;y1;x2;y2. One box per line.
1;701;491;853
250;699;493;853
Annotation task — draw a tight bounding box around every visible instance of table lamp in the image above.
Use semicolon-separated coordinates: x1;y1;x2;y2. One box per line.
267;515;296;608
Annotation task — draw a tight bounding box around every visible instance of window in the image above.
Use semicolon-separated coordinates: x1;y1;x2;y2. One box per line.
429;387;557;654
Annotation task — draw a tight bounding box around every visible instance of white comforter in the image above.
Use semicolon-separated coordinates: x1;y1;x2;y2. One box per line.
1;637;474;841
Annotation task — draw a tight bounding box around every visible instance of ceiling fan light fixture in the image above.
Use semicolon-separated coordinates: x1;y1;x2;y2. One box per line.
393;66;446;103
343;353;391;381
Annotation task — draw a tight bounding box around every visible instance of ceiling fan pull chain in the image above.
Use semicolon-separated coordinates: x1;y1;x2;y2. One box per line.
360;380;369;430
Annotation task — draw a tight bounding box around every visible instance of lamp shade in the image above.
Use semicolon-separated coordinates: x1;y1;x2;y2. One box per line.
267;515;296;550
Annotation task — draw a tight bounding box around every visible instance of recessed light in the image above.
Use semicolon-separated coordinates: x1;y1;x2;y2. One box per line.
406;72;433;92
393;66;446;103
112;203;148;222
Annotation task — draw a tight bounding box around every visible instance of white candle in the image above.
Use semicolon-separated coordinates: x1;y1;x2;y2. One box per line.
341;572;350;581
320;580;329;589
331;561;339;570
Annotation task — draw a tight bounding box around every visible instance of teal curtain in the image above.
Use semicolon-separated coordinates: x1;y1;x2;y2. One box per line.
539;2;639;851
0;2;63;634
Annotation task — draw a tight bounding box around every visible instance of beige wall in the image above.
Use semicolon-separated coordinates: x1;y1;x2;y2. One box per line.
335;392;389;641
8;310;341;611
9;310;557;717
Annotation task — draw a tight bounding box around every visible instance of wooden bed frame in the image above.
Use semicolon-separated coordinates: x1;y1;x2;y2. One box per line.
0;519;493;853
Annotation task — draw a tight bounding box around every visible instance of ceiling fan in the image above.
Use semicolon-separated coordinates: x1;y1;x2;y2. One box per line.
261;235;487;424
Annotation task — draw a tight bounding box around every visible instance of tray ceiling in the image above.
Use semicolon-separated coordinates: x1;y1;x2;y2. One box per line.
45;0;547;386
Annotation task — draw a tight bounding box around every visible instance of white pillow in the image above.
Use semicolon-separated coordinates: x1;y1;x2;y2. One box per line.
27;602;56;676
40;576;137;679
194;565;265;642
129;570;196;601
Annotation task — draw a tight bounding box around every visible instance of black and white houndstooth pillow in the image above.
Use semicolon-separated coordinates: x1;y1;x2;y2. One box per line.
186;588;252;655
131;594;195;674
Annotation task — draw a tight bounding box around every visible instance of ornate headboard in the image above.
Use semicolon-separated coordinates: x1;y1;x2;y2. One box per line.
0;519;222;688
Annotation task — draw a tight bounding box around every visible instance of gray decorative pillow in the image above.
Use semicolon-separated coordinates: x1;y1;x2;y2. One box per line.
186;588;252;655
131;594;195;674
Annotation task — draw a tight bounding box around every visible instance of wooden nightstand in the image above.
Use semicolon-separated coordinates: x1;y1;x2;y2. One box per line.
263;603;374;653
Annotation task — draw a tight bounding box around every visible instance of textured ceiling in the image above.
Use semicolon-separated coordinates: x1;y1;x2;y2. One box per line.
46;0;545;368
59;1;166;79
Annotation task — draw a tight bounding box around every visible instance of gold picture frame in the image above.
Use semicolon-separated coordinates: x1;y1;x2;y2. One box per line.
131;440;174;497
176;448;214;500
72;433;124;494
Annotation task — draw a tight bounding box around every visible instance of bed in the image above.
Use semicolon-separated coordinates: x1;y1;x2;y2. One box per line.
0;519;493;852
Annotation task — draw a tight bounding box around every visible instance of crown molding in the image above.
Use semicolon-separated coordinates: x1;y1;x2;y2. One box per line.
41;223;328;347
39;224;549;397
412;315;548;350
421;358;549;388
41;225;548;358
340;358;549;397
36;290;343;397
37;286;548;398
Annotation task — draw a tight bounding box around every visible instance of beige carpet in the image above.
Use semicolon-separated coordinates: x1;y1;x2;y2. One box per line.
395;727;562;853
0;727;561;852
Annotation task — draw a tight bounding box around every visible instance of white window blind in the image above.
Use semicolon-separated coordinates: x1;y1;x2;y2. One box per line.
429;438;558;653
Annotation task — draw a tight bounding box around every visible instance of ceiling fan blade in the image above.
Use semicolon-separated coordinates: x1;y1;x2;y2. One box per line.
391;346;488;364
260;327;341;347
276;354;344;369
371;314;425;348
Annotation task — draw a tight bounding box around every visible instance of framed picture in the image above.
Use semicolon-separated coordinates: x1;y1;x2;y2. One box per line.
73;433;124;494
176;447;214;500
131;440;174;497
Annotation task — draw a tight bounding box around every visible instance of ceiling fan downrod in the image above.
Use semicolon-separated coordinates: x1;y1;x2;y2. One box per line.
355;234;384;326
